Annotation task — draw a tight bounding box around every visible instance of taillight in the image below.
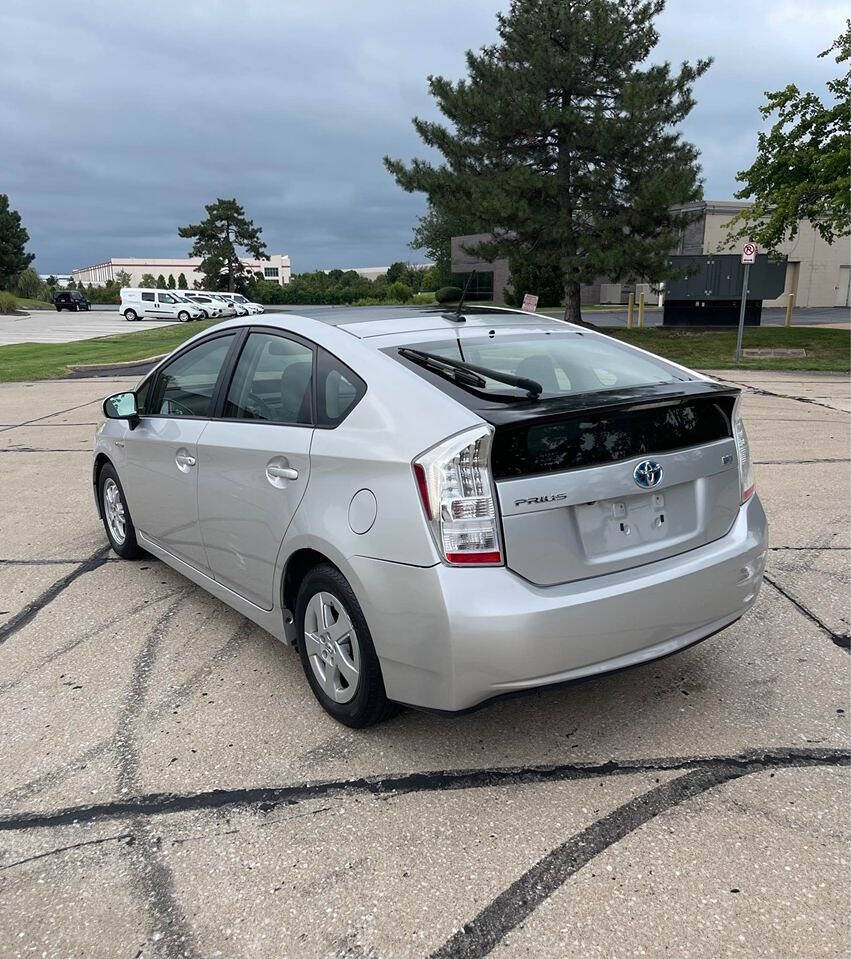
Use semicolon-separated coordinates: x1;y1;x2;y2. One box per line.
732;396;755;503
413;426;503;566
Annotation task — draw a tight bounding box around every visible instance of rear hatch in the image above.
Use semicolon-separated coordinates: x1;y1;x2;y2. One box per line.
489;386;741;585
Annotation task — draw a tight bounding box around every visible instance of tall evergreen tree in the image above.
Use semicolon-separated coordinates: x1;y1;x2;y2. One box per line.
728;21;850;253
156;274;167;289
177;272;188;289
386;0;710;322
179;198;267;293
167;274;176;289
0;194;34;291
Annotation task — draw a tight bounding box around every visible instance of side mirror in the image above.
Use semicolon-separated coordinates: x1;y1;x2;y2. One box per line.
103;391;139;427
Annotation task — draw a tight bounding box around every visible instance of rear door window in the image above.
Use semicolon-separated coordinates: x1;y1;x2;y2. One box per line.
223;331;314;424
149;334;237;417
315;348;366;426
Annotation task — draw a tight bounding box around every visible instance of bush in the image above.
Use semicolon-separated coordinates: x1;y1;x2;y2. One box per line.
0;292;18;313
436;286;463;304
386;281;413;303
412;291;436;304
15;268;41;299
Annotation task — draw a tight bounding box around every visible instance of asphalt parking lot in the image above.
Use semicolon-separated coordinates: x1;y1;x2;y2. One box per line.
0;310;175;345
0;370;848;958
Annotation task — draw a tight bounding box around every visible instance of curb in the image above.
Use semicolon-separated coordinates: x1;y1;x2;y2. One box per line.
68;354;166;372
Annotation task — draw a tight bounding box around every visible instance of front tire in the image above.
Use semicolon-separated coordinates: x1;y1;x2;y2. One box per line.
296;564;398;727
177;310;190;323
124;309;138;322
98;464;144;559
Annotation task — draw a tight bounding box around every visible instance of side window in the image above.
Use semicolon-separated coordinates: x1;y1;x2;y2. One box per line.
223;332;314;424
159;293;176;303
141;292;155;302
316;348;366;427
150;334;236;418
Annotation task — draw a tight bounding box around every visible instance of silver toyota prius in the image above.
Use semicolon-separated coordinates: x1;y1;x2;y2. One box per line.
94;307;768;726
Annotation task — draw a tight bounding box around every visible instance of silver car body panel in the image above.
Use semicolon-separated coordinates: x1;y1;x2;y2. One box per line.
94;309;768;712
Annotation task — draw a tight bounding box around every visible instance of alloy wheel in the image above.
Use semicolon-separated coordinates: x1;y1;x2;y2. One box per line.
304;591;361;703
103;478;126;544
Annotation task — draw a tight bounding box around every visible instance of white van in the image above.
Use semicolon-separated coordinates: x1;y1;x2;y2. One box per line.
120;288;204;323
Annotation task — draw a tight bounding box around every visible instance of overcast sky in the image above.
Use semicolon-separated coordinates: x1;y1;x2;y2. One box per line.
1;0;844;275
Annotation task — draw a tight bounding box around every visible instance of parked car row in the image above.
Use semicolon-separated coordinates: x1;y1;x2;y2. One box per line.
120;288;265;323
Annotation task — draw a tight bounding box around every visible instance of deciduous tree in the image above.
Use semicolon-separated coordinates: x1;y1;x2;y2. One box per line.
139;273;157;288
727;21;851;252
179;198;267;292
386;0;710;322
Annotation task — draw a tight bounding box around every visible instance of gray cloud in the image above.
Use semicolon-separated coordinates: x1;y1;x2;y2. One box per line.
1;0;843;274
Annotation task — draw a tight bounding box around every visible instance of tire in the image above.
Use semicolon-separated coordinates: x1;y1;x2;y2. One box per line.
124;309;138;322
200;310;209;319
295;564;398;727
98;463;144;559
177;310;190;323
55;305;62;312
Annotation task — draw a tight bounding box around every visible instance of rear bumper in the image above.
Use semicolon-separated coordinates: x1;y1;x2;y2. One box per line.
350;494;768;712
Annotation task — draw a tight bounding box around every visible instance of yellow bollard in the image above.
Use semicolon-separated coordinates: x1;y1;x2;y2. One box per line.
785;291;796;327
626;292;634;329
638;291;646;328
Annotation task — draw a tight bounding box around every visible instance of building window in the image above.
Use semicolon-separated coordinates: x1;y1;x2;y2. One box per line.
451;271;494;301
264;267;279;278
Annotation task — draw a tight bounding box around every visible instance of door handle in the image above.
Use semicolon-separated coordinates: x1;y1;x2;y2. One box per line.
266;465;298;481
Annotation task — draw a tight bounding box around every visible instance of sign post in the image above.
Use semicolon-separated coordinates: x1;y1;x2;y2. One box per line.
736;242;757;362
521;293;539;313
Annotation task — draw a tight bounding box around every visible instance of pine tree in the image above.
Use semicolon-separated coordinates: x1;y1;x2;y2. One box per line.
0;194;34;291
178;198;267;293
177;272;188;289
156;274;167;289
167;274;176;289
386;0;710;322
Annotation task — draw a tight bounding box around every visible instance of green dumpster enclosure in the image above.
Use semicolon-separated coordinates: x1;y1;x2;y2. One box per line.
663;253;787;326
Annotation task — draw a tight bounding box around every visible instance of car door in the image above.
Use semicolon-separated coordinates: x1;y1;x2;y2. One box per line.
139;291;156;317
121;331;238;570
196;329;315;610
156;292;179;318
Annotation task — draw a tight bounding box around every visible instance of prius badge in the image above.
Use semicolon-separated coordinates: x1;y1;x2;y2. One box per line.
633;459;664;489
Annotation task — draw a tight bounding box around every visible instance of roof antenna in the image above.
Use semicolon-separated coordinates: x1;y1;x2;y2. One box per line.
442;269;477;323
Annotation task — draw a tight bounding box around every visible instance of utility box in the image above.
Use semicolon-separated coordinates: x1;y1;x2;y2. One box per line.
663;253;786;326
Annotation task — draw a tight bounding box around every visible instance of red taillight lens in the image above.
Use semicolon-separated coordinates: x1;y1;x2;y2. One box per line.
413;462;432;520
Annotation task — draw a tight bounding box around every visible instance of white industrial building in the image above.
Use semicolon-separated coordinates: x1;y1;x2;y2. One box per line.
72;254;291;288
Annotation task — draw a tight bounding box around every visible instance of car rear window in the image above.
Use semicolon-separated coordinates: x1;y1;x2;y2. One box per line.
391;331;684;400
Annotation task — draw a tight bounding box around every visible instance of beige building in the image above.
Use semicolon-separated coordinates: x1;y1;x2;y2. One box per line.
673;200;849;308
72;254;292;288
453;201;850;308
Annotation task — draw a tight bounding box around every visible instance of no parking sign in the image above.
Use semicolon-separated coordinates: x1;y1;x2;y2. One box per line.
741;242;757;264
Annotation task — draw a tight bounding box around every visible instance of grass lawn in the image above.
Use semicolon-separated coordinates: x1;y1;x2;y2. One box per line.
0;320;219;382
0;318;847;383
605;326;850;372
14;297;56;311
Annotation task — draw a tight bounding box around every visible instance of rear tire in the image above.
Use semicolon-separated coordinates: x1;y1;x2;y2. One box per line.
98;463;144;559
55;305;62;312
295;564;398;727
124;309;138;322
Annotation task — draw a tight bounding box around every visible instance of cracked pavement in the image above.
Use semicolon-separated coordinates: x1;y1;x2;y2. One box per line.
0;370;848;958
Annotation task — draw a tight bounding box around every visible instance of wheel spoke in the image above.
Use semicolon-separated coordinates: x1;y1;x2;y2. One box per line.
303;630;324;659
333;644;359;687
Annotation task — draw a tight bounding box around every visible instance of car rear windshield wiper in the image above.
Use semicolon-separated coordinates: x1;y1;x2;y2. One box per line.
398;348;542;399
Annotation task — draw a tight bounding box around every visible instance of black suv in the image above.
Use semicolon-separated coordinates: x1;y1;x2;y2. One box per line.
54;290;91;312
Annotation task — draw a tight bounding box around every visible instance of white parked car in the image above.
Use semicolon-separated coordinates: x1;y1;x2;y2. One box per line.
175;293;225;319
221;292;264;315
197;293;241;317
120;288;204;323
